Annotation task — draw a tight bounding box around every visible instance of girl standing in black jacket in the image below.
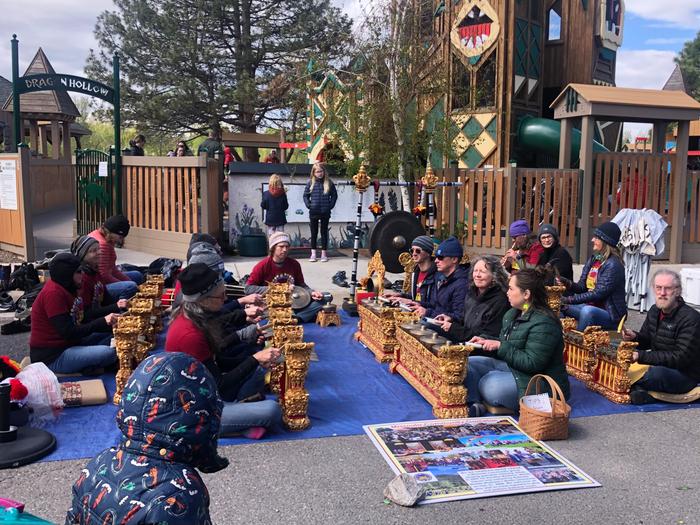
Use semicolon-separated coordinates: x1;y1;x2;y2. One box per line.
303;162;337;262
261;174;289;236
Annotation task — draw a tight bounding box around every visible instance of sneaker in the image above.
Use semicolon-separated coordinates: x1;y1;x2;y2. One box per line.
244;426;267;440
630;387;655;405
320;255;329;262
309;254;317;262
468;403;486;417
0;292;15;312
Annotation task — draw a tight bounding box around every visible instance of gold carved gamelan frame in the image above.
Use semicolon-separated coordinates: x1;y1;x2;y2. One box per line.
264;282;313;430
354;251;419;362
562;318;637;404
113;275;166;404
391;326;473;418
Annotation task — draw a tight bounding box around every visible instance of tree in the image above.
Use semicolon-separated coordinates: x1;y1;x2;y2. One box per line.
676;30;700;100
85;0;352;160
345;0;449;209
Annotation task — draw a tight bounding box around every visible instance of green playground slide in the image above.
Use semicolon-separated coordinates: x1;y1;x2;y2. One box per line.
516;116;608;162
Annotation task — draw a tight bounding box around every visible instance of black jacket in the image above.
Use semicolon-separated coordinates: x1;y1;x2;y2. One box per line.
635;299;700;382
303;180;338;217
446;285;510;343
261;190;289;226
537;243;574;281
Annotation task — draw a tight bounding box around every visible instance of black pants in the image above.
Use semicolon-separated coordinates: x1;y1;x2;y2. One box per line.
309;215;330;250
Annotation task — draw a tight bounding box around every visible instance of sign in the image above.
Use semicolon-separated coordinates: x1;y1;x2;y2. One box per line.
98;161;108;178
365;417;600;504
0;159;18;210
16;73;114;104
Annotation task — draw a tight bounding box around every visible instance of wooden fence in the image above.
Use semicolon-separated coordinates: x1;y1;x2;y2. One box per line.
430;167;581;254
686;170;700;243
592;152;675;226
122;155;222;258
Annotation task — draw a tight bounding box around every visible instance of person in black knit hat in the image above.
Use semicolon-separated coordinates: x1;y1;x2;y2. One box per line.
536;224;573;281
29;253;119;374
166;263;282;439
558;221;627;331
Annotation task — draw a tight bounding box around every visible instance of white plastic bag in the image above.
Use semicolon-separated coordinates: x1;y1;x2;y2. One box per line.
16;362;64;423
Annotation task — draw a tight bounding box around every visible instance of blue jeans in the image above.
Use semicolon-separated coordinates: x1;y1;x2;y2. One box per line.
465;356;519;411
47;340;117;374
637;366;698;394
105;270;144;301
564;304;614;331
219;399;282;436
295;300;323;324
236;367;267;401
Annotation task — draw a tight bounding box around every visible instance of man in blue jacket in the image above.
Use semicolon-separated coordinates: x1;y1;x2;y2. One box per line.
65;353;228;525
410;236;469;321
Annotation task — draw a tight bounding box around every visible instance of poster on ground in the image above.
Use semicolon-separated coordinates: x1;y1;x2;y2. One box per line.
364;417;600;504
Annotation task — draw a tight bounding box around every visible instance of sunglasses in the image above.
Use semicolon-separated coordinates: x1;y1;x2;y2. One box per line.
410;248;422;254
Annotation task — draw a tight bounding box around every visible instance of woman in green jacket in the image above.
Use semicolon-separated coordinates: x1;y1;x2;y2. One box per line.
466;268;570;416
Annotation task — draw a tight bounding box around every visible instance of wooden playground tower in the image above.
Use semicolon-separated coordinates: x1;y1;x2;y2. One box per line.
307;0;625;168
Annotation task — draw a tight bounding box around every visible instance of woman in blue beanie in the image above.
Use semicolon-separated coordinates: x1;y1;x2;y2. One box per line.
558;221;627;331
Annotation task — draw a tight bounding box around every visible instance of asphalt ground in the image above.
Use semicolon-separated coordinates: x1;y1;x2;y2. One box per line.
2;239;700;524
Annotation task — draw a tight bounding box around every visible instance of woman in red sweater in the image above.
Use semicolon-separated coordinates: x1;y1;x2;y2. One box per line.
30;253;118;374
166;263;282;439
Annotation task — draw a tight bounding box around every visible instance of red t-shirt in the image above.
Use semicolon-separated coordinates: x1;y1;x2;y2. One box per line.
80;271;106;309
247;256;306;287
165;315;212;363
30;279;84;349
415;270;428;301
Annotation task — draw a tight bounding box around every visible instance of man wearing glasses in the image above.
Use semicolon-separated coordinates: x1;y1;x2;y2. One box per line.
622;269;700;404
405;236;468;320
388;235;437;305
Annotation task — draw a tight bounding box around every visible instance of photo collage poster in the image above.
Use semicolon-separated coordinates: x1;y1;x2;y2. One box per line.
364;417;600;504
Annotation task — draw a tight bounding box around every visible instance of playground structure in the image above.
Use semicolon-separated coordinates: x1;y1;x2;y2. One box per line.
304;0;700;263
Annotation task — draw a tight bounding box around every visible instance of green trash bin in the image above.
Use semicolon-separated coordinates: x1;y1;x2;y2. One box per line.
237;234;268;257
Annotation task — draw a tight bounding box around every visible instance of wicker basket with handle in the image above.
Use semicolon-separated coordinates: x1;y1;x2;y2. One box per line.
518;374;571;440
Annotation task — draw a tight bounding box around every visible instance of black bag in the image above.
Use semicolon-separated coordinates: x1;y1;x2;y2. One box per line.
147;258;183;287
14;283;43;319
8;263;40;292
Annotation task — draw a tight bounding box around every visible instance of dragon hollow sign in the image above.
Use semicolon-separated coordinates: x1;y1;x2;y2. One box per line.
16;73;115;104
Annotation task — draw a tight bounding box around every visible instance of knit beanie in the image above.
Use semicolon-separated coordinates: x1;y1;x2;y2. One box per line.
104;214;131;237
49;253;82;293
435;236;463;259
189;244;225;274
509;219;531;238
538;224;559;242
411;235;435;255
178;263;223;302
269;231;291;249
70;235;99;261
593;221;621;247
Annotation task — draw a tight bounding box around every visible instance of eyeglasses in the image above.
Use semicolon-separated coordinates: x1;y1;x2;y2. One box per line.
410;248;422;254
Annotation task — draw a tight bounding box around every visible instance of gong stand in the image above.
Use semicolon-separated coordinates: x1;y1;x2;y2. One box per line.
342;166;371;315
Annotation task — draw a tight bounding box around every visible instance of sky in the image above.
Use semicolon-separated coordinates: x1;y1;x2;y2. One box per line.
1;0;698;139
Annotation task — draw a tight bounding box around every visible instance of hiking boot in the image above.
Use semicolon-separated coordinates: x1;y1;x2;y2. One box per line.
0;292;15;312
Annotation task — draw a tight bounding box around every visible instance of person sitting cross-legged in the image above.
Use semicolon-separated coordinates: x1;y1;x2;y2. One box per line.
465;268;570;416
245;231;325;323
621;269;700;404
385;235;438;307
435;255;510;346
89;214;144;301
29;253;118;374
406;236;469;321
166;263;282;439
558;221;627;331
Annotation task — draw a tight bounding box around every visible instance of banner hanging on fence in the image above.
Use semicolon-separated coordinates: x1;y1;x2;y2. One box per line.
364;417;600;504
